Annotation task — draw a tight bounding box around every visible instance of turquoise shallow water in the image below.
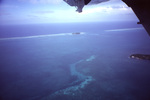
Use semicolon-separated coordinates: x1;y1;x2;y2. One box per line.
0;26;150;100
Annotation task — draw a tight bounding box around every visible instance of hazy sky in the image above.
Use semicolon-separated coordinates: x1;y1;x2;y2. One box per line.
0;0;139;24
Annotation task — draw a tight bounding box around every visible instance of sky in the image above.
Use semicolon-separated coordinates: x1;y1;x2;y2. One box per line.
0;0;139;25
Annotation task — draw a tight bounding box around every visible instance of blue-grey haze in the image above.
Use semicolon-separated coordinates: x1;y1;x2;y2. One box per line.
0;22;150;100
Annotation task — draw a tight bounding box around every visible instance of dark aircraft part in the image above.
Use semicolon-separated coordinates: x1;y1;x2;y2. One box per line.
89;0;109;5
84;0;91;5
63;0;85;12
63;0;75;6
63;0;110;12
122;0;150;36
130;54;150;60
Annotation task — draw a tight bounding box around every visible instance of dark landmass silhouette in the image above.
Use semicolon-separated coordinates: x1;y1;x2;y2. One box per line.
130;54;150;60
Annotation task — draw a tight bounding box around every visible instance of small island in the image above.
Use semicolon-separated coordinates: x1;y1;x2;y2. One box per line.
130;54;150;60
72;32;80;35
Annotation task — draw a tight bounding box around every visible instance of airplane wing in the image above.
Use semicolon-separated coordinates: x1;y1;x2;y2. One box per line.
84;0;91;5
122;0;150;36
63;0;109;12
63;0;85;12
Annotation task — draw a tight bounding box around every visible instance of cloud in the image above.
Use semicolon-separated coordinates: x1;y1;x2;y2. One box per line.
85;0;130;13
81;2;131;15
34;10;54;14
27;15;39;18
109;5;128;9
18;0;63;4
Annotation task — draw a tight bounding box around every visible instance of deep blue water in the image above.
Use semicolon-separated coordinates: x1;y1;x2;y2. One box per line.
0;22;150;100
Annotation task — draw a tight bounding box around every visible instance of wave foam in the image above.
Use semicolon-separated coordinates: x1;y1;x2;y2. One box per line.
0;32;86;41
105;27;144;32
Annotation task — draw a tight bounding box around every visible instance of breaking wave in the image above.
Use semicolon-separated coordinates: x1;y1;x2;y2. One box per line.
105;27;144;32
0;32;85;41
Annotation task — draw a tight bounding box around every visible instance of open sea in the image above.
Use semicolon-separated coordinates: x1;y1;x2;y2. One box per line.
0;22;150;100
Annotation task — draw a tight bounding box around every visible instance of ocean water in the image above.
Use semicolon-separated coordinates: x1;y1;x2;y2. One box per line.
0;22;150;100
